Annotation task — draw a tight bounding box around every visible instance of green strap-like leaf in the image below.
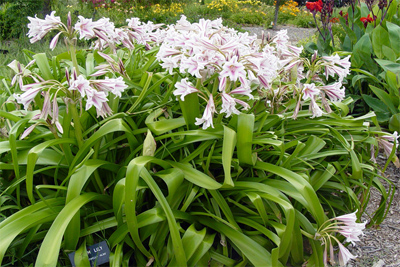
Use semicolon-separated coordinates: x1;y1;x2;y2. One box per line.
125;157;187;266
237;113;255;166
197;216;282;267
35;193;110;267
26;138;75;204
222;126;236;187
254;161;327;225
33;53;54;80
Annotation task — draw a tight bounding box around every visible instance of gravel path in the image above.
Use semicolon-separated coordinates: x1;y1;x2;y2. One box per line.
348;156;400;267
243;25;317;44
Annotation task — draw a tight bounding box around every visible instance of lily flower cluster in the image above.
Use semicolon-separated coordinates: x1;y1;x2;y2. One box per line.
11;64;128;138
27;11;165;51
157;16;350;129
12;12;169;138
314;210;366;266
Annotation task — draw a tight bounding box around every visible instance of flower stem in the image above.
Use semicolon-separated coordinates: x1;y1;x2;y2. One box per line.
69;102;84;148
69;41;80;76
301;229;317;239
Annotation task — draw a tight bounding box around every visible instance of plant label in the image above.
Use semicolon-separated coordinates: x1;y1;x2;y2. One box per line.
68;241;110;266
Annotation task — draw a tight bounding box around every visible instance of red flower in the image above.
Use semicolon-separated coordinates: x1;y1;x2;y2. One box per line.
360;14;374;27
306;0;323;13
330;17;339;23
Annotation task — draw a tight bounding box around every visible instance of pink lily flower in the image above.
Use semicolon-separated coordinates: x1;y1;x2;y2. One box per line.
220;56;246;82
338;242;357;266
173;78;199;101
195;95;216;129
27;11;62;43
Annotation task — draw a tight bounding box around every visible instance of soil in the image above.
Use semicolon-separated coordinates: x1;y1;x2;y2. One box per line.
347;155;400;267
243;25;400;267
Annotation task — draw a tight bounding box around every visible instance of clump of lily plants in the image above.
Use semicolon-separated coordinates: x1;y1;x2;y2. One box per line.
0;11;397;267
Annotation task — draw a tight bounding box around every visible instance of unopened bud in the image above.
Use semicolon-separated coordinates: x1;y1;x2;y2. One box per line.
143;130;156;156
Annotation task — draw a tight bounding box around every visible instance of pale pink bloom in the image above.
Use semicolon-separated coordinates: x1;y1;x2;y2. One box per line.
196;36;218;51
323;54;351;69
381;131;399;147
8;60;35;89
69;75;91;97
310;98;323;118
220;56;246;82
379;139;396;158
195;95;216;129
14;84;43;109
158;47;182;58
27;11;62;43
311;50;318;63
258;75;270;89
85;87;108;111
219;76;228;92
91;65;111;77
302;83;320;100
21;124;37;140
283;45;303;57
230;87;253;100
55;121;64;134
220;92;250;117
180;57;206;78
49;32;62;50
210;17;223;29
319;82;345;101
334;210;367;245
334;210;358;225
160;57;180;75
272;30;289;49
92;77;128;98
51;96;63;134
97;51;115;63
193;18;211;36
96;102;113;118
94;52;126;75
75;16;97;39
323;241;336;267
220;93;240;117
175;15;194;31
329;241;335;266
173;78;199;101
337;227;364;245
322;55;351;82
230;80;254;99
218;39;240;54
114;28;135;49
323;244;328;267
40;91;52;120
338;242;357;266
75;16;115;41
126;17;142;29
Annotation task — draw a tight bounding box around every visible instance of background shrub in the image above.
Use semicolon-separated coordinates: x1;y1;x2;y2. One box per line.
0;0;44;40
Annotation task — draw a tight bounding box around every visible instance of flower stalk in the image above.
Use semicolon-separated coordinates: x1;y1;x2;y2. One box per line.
69;102;84;148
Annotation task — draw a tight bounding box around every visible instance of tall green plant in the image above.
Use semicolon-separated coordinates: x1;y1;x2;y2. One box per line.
306;0;400;131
